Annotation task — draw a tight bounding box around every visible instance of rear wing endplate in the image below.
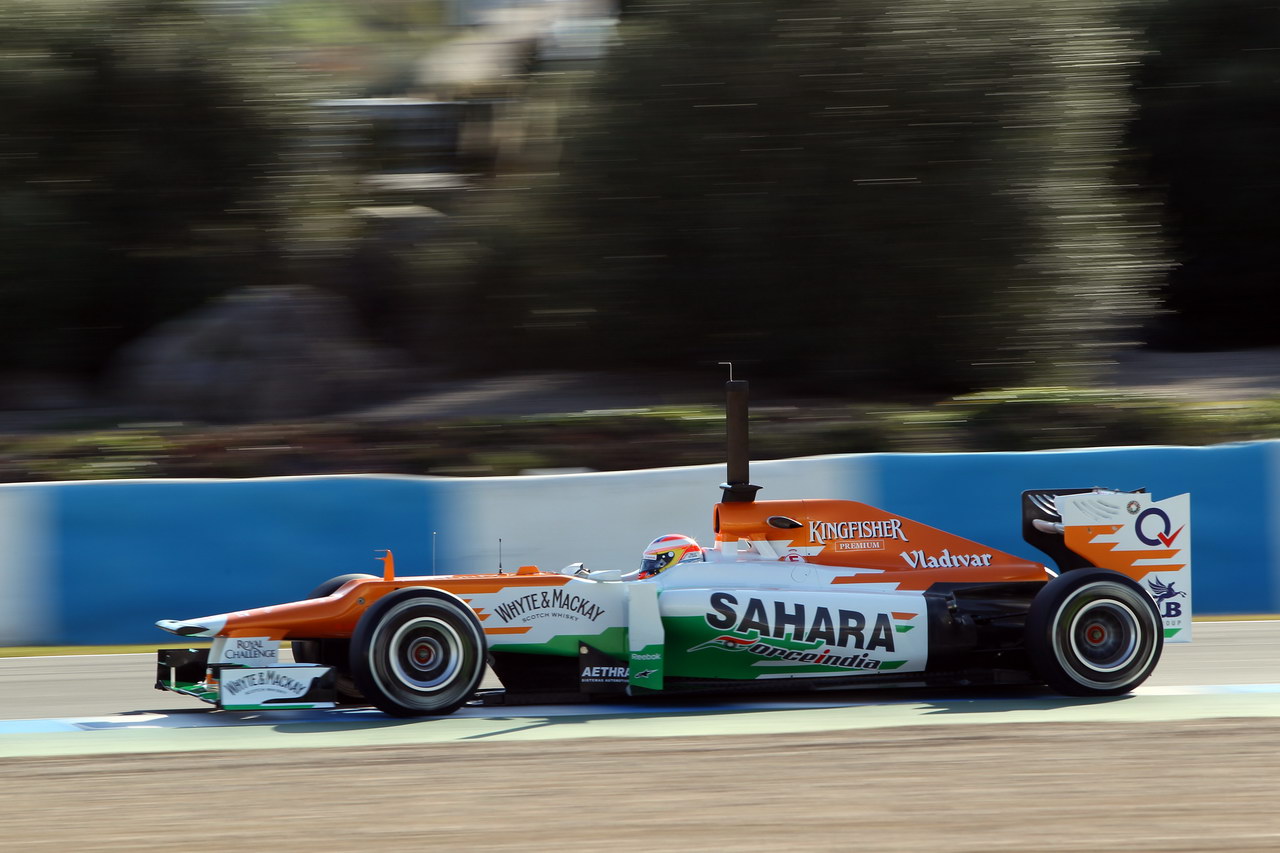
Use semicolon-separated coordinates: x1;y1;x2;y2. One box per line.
1023;488;1192;643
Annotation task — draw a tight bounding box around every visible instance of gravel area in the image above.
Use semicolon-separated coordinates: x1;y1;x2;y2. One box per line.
4;720;1279;851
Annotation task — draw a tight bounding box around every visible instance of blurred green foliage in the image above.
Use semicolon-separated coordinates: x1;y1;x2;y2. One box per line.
0;0;361;376
6;391;1280;480
249;0;450;94
1;0;1278;446
1126;0;1280;349
431;0;1165;394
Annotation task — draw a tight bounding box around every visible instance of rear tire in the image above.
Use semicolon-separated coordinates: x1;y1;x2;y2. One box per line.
290;573;377;705
1025;569;1163;697
349;588;487;717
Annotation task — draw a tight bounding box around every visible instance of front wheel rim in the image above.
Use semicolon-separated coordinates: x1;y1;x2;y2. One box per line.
388;616;464;692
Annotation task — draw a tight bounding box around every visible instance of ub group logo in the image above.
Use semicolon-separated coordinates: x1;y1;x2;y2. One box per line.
1146;576;1187;619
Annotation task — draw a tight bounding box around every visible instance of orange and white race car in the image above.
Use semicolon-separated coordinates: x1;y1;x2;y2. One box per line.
156;381;1191;717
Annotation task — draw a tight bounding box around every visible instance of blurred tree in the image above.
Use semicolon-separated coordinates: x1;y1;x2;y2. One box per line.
436;0;1166;394
1127;0;1280;350
0;0;358;377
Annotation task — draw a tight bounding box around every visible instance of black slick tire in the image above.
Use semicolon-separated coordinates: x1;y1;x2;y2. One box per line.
348;587;487;717
1025;568;1163;697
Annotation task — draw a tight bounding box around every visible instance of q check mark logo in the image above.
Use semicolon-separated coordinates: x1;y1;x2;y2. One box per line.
1136;508;1183;549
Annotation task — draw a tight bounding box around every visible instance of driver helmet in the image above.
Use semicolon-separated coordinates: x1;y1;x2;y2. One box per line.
639;534;703;578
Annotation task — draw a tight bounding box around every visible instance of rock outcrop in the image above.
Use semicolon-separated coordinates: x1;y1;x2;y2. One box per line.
110;286;410;421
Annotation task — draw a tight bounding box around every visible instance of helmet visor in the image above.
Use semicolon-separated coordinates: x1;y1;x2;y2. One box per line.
640;551;676;577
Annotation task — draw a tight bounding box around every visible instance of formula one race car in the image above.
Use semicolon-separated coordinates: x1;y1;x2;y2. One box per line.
156;381;1192;717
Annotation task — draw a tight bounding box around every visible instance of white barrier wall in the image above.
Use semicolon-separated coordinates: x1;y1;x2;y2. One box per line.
0;486;53;646
1;442;1275;645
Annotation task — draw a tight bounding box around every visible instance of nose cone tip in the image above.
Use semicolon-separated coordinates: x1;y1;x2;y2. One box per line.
156;617;225;638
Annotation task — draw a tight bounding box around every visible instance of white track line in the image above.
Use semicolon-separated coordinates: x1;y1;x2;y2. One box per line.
2;683;1278;735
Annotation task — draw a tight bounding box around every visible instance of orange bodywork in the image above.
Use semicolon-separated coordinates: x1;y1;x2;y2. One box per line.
829;564;1048;591
217;571;572;640
178;498;1053;642
714;499;1049;589
1063;524;1186;581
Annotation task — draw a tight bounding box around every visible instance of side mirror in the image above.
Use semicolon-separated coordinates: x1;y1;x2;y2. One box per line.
559;563;624;581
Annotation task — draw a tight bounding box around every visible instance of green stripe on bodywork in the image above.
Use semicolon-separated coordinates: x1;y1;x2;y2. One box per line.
483;616;913;680
159;680;217;704
1164;628;1182;639
489;627;628;658
221;703;332;711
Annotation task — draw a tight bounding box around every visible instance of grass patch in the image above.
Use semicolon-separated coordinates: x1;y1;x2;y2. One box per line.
7;387;1280;482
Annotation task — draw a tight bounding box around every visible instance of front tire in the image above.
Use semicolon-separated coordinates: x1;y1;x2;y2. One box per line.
1025;569;1163;697
349;588;487;717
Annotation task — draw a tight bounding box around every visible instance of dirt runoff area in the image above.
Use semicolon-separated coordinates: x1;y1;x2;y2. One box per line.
3;719;1279;852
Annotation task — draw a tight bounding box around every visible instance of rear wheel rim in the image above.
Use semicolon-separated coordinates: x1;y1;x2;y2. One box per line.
1047;581;1158;691
1068;600;1141;673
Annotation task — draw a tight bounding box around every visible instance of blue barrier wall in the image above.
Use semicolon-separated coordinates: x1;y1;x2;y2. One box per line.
0;442;1274;645
873;442;1273;615
50;477;447;645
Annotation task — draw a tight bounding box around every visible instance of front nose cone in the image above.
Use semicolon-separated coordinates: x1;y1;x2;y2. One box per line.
155;615;227;638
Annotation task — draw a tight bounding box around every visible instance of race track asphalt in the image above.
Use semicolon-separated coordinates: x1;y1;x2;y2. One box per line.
0;620;1276;721
2;621;1278;852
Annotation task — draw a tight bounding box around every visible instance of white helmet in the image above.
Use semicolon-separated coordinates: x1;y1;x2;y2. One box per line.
639;534;703;578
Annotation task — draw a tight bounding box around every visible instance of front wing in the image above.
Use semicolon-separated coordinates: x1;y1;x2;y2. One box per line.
156;644;336;711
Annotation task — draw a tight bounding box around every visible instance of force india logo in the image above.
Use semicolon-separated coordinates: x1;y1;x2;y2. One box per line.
696;593;909;671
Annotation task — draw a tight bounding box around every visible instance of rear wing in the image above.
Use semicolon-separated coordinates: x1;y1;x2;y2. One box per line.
1023;488;1192;643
